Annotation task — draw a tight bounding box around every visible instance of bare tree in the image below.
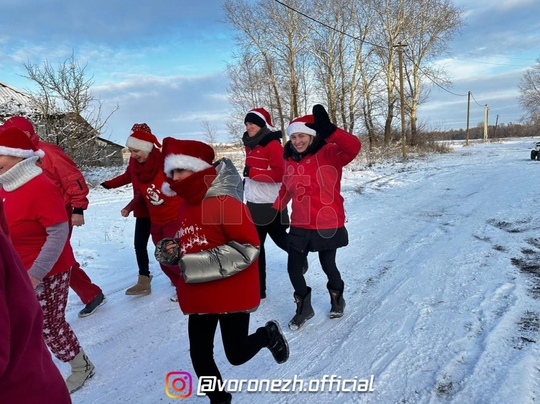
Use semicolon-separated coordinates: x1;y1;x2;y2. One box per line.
22;51;117;166
223;0;311;140
400;0;462;144
224;0;462;150
201;118;218;145
519;58;540;127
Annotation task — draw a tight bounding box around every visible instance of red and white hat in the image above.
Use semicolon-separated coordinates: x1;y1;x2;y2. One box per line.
244;107;275;130
162;137;215;177
126;129;161;153
286;115;316;137
1;116;37;137
0;127;44;158
131;123;152;134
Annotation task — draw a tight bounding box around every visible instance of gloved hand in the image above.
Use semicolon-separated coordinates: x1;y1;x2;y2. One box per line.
100;182;111;189
155;237;180;266
305;104;337;139
243;166;251;177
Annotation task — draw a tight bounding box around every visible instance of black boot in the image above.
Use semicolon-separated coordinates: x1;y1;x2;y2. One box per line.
328;281;345;319
288;287;315;330
265;320;289;364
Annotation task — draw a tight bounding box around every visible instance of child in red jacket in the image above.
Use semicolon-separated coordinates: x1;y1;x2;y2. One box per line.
155;138;289;404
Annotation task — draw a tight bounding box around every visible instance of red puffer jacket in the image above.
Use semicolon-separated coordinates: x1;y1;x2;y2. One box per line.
273;128;361;230
28;133;89;213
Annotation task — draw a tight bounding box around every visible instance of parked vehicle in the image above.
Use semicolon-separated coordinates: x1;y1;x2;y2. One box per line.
531;142;540;160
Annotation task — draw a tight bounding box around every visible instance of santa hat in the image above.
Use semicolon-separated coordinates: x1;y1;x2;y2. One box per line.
126;129;161;153
1;116;37;137
162;137;214;178
0;127;45;158
244;108;275;130
286;115;317;137
131;123;152;134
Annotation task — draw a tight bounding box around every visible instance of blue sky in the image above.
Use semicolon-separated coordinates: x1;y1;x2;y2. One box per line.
1;0;540;145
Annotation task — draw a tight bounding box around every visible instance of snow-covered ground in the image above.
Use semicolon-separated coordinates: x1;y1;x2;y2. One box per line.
64;138;540;403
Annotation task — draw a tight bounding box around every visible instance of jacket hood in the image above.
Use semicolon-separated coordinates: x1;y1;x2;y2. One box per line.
206;157;244;201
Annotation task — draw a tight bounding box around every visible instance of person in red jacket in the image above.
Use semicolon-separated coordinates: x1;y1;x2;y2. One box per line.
0;127;95;393
1;116;106;318
242;108;290;299
101;123;153;296
0;200;71;404
122;129;182;298
273;104;361;330
155;138;289;404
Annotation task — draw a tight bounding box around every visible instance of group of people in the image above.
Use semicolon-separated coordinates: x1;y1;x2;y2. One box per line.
240;105;361;329
0;104;360;404
0;118;98;403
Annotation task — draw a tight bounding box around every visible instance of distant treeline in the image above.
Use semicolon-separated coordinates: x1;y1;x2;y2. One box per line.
424;123;539;141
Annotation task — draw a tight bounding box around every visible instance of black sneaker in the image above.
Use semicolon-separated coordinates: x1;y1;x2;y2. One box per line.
78;292;106;318
265;320;289;364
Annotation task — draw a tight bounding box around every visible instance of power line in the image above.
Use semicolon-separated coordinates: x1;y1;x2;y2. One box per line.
272;0;389;51
273;0;466;96
273;0;496;110
469;92;484;108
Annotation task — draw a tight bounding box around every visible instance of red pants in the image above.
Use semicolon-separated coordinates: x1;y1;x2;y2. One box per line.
66;206;102;304
69;260;102;304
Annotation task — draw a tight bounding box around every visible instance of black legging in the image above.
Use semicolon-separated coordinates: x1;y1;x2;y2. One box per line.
288;248;342;297
134;217;151;277
256;215;289;295
188;312;269;402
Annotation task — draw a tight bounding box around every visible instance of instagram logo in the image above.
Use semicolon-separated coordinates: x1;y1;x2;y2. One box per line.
166;371;192;399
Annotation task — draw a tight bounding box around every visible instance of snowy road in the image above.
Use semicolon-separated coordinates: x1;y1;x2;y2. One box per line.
66;139;540;403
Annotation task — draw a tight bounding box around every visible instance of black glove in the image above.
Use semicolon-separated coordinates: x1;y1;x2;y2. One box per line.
243;166;251;177
100;182;111;189
305;104;337;139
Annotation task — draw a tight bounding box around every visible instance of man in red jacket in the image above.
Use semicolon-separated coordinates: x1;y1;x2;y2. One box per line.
0;116;106;317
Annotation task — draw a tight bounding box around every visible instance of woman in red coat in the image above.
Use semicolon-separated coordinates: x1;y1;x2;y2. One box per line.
101;123;153;296
241;108;290;298
119;129;183;295
273;105;361;330
155;138;289;404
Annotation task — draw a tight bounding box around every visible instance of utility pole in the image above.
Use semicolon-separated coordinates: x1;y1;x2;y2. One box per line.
483;104;489;142
394;42;408;158
466;91;470;146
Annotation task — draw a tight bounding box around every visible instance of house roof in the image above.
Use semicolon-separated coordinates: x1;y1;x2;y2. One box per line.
0;81;125;150
96;136;125;149
0;81;35;116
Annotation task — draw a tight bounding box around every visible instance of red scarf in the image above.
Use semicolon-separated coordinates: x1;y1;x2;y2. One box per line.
168;166;217;204
132;149;163;183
